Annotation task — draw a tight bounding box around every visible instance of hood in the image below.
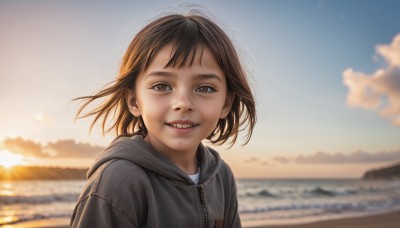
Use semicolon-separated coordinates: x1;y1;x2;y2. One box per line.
87;135;221;184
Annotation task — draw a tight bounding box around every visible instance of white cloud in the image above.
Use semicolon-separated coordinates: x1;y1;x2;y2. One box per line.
376;34;400;67
33;112;53;124
343;34;400;126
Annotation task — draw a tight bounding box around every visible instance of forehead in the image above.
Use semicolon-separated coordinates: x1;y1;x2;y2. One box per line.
146;44;223;74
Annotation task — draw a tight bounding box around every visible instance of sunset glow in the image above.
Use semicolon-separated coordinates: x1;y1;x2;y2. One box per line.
0;1;399;178
0;150;24;168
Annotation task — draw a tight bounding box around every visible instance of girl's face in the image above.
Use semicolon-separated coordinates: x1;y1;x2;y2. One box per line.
127;44;232;156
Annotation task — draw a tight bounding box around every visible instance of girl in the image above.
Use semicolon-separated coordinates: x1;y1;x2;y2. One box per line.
71;10;256;228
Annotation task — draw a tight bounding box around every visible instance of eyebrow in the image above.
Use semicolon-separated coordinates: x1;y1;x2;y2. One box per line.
146;71;222;82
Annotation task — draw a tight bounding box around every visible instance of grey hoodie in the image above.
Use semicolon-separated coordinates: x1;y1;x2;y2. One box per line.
70;136;241;228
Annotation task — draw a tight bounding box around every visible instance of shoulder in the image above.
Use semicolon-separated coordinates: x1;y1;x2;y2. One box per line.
208;146;234;177
72;160;149;227
95;159;150;194
204;146;235;180
80;159;152;207
218;159;236;184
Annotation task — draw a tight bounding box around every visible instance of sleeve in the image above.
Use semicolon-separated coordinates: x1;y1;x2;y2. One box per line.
225;176;241;228
70;195;138;228
219;160;241;228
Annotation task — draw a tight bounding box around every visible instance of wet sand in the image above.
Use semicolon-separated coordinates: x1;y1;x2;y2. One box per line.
1;218;70;228
246;210;400;228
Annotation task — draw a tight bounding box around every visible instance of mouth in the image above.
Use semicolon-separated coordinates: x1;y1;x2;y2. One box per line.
166;121;199;129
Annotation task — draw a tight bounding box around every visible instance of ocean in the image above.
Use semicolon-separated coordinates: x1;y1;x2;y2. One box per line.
237;178;400;226
1;179;400;226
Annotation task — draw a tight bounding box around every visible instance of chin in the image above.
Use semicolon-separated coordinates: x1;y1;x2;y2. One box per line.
166;140;198;152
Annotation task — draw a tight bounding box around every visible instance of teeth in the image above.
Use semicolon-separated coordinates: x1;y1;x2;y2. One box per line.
170;123;194;128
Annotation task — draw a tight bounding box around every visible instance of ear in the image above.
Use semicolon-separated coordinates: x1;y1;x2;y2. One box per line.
125;88;141;117
220;92;234;119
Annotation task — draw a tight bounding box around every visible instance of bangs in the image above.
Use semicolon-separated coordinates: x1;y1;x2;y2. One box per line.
142;16;208;70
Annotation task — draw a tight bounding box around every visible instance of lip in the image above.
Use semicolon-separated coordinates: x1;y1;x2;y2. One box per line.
168;120;197;125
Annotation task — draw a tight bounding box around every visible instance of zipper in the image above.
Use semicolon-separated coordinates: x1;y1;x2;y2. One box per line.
197;185;209;228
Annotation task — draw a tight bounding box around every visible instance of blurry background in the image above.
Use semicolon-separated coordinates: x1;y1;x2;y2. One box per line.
1;0;399;178
1;0;400;226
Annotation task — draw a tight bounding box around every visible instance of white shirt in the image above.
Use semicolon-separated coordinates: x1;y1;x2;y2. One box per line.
188;168;200;184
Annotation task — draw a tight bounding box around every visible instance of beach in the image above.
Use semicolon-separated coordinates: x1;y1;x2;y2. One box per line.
0;218;70;228
245;210;400;228
2;210;399;228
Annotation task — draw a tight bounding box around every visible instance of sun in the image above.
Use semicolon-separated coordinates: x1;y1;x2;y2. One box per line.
0;150;24;169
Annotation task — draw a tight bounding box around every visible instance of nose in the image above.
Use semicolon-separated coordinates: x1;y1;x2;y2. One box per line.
172;89;193;112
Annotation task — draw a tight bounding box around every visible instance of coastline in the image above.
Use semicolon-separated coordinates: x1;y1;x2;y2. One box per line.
4;210;400;228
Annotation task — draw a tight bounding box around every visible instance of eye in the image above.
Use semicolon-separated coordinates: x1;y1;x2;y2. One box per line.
151;83;172;91
196;86;216;93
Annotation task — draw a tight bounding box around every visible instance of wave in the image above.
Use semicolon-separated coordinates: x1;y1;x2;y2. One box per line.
0;193;79;205
309;187;335;196
257;190;275;197
240;189;276;198
239;197;400;215
239;187;359;199
0;212;72;226
307;187;359;197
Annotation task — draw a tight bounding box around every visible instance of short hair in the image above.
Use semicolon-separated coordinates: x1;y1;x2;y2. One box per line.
75;11;256;146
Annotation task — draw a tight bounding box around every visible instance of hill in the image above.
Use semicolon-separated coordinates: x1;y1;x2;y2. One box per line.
0;166;88;180
363;162;400;179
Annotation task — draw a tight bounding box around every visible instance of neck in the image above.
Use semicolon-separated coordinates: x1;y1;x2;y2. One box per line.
144;136;199;175
170;153;198;175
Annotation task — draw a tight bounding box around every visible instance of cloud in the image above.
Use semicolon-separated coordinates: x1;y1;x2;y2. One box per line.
343;33;400;126
1;137;104;158
33;112;53;124
273;149;400;164
2;137;48;157
376;34;400;67
244;157;259;163
261;161;275;166
273;156;291;164
46;140;104;158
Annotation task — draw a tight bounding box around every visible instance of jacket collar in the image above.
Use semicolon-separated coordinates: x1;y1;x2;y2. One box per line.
87;135;221;185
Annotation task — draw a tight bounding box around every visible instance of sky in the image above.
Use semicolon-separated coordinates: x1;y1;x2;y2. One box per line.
0;0;399;178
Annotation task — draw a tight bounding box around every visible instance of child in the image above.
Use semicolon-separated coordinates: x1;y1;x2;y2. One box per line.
70;10;256;228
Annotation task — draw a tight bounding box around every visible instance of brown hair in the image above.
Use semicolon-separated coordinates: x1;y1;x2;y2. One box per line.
74;11;256;146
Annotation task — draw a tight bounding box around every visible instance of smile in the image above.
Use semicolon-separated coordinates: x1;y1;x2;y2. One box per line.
166;123;199;129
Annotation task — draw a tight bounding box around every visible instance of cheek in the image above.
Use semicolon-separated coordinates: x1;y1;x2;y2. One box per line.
137;91;159;109
201;103;224;122
138;96;167;117
200;97;226;112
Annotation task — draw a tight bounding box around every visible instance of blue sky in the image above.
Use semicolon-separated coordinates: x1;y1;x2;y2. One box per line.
1;0;399;177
